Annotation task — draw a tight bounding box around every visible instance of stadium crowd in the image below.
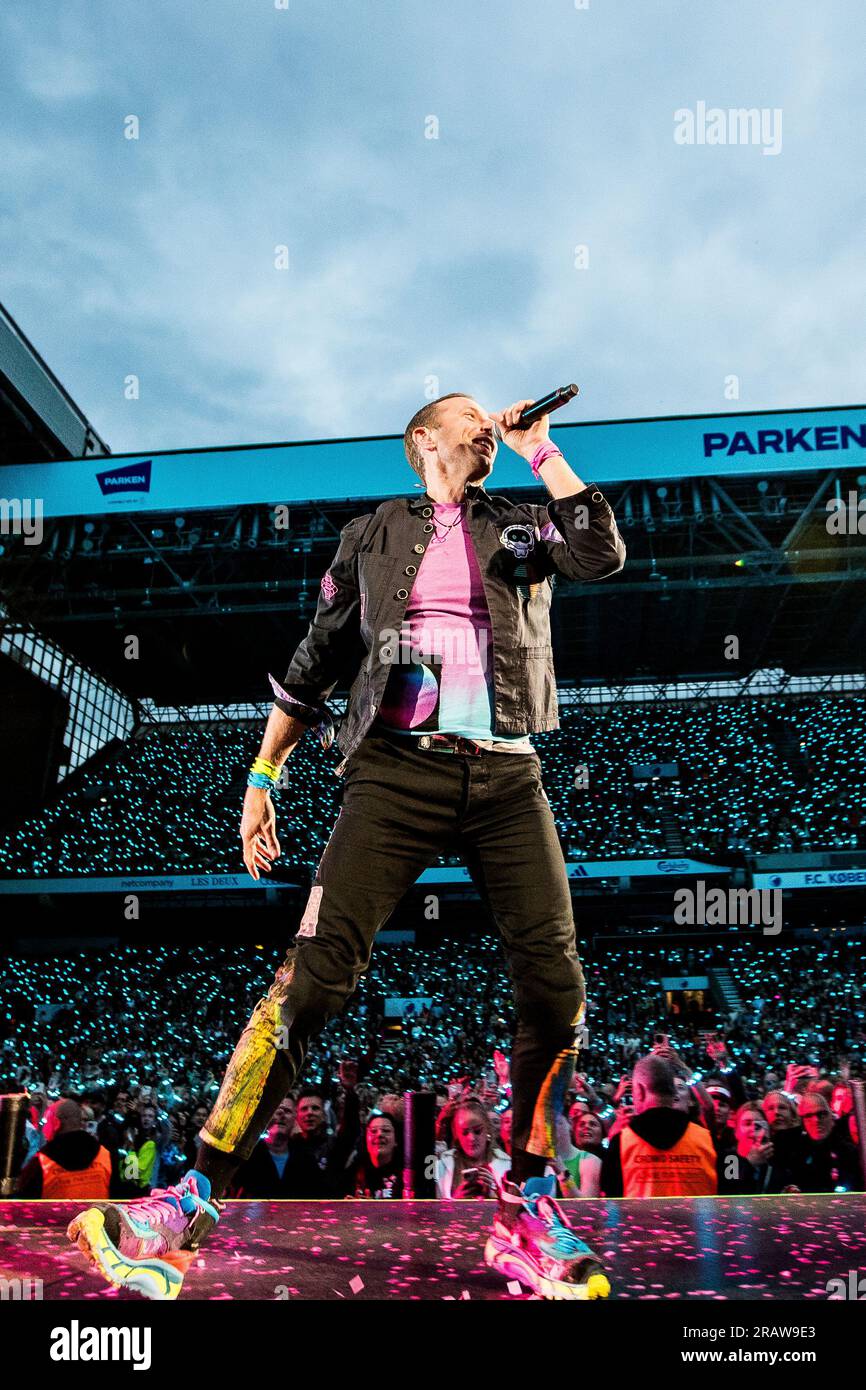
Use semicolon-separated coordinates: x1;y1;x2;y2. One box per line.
0;695;863;877
4;934;864;1201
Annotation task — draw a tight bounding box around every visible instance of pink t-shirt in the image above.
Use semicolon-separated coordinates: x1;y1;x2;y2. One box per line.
375;500;530;744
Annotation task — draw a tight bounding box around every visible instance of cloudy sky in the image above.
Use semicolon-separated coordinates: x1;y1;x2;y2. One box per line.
1;0;864;455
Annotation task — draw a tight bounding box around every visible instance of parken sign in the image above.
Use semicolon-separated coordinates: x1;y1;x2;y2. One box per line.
703;423;866;459
5;406;865;518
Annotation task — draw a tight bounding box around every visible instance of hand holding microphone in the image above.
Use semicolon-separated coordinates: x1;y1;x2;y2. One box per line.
490;383;579;460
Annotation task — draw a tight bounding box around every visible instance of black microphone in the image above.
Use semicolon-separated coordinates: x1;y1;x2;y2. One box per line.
494;383;579;437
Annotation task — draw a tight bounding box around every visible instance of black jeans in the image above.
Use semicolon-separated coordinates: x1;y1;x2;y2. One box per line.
199;732;586;1167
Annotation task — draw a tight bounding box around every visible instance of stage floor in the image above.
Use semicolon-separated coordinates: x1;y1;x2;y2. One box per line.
2;1195;863;1301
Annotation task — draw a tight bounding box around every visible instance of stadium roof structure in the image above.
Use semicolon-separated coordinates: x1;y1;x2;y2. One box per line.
0;301;110;464
0;307;863;703
1;455;864;703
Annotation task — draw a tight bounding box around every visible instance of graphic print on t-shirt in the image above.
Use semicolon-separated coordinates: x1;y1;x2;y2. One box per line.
378;652;443;731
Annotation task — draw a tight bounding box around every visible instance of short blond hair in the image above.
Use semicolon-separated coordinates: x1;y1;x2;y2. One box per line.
403;393;471;481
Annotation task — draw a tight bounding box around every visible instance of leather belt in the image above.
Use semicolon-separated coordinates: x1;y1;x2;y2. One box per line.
414;732;485;756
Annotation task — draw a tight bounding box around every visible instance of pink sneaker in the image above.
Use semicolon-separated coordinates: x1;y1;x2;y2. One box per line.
67;1170;221;1301
485;1175;610;1301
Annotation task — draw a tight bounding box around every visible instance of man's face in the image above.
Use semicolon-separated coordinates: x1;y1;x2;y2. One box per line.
568;1098;589;1133
296;1096;325;1137
762;1092;796;1130
277;1098;296;1130
267;1099;295;1146
419;397;497;481
140;1106;156;1133
673;1076;690;1113
575;1112;603;1149
832;1085;853;1118
710;1094;731;1126
800;1098;833;1141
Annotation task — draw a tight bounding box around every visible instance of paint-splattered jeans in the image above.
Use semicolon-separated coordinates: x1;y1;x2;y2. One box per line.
199;731;586;1165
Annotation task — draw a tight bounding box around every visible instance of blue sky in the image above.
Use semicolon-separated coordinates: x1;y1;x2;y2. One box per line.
1;0;864;455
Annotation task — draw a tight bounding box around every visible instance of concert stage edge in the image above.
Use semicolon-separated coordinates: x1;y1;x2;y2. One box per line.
3;1195;864;1372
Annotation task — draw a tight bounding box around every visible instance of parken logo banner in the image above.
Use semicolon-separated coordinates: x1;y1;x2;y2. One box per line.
96;459;153;496
703;423;866;459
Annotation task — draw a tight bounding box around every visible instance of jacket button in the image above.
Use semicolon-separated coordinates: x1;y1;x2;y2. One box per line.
423;522;434;532
381;647;392;660
396;588;409;599
413;543;425;554
421;508;433;517
404;565;417;575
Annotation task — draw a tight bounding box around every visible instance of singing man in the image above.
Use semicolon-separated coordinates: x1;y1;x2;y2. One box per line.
68;392;625;1301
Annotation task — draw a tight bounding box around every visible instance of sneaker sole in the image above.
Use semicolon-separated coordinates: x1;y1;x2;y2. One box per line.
67;1208;185;1302
484;1236;611;1301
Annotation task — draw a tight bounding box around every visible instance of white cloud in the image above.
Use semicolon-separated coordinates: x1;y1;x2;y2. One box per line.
0;0;864;453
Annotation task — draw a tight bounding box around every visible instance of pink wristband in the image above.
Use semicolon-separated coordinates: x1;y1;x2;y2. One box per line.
529;442;563;479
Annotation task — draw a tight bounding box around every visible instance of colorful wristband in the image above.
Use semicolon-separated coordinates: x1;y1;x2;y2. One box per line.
268;673;336;751
529;442;563;479
247;771;276;791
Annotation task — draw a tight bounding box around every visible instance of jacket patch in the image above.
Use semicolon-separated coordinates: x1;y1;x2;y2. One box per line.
499;523;535;559
320;572;338;602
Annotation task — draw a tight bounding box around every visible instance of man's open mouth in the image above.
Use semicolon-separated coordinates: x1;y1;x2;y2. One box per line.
474;437;494;454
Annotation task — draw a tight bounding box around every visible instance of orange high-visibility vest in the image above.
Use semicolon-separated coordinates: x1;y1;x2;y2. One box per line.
620;1122;717;1197
37;1146;112;1199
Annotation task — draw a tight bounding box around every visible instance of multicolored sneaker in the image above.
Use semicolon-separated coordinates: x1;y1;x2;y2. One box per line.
67;1170;221;1301
484;1174;610;1301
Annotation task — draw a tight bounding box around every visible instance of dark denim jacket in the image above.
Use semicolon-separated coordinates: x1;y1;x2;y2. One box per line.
273;481;625;762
